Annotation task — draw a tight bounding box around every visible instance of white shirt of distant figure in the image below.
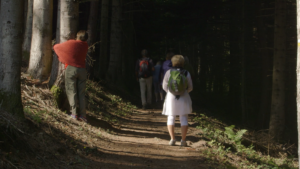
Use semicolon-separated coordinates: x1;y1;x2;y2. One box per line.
162;69;193;116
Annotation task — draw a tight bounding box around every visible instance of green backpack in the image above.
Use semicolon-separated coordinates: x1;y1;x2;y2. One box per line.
168;68;188;99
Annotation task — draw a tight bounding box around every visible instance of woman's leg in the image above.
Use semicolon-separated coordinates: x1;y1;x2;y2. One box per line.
167;115;176;140
180;114;189;141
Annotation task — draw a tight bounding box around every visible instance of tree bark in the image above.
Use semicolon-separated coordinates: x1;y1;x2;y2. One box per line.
49;0;62;88
269;0;287;140
49;0;79;88
106;0;122;83
0;0;24;117
258;2;272;129
96;0;110;79
27;0;53;81
86;0;100;78
22;0;33;63
296;0;300;166
49;0;79;109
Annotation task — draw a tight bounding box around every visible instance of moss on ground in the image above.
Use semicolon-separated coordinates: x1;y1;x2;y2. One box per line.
50;85;63;107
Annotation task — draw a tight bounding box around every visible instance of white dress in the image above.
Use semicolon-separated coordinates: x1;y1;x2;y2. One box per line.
162;69;193;116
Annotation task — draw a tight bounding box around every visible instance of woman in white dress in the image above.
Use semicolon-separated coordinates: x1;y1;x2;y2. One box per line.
162;55;193;147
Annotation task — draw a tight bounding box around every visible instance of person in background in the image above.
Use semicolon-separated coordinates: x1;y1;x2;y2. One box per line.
53;30;89;123
135;49;154;110
153;61;163;102
162;55;193;147
161;52;174;82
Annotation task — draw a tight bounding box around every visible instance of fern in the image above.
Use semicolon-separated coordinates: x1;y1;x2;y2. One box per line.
235;129;247;142
224;125;247;143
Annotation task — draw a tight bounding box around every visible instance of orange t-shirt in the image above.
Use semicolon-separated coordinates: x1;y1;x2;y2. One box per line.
53;40;88;69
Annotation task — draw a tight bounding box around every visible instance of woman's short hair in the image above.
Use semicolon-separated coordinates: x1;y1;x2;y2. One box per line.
171;55;185;67
166;52;174;60
77;30;88;41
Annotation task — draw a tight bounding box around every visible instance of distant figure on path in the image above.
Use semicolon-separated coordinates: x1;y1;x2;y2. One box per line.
53;30;89;123
162;55;193;147
135;49;154;109
153;61;163;102
161;52;174;82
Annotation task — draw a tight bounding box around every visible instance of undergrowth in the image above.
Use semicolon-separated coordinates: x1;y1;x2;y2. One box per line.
85;80;137;124
194;114;297;169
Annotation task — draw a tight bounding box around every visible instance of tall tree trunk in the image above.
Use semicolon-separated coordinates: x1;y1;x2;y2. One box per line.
269;0;287;140
240;0;246;123
22;0;33;63
86;0;100;78
296;0;300;165
27;0;53;81
97;0;110;79
229;0;241;119
49;0;78;109
258;2;272;129
0;0;24;117
49;0;62;87
107;0;122;83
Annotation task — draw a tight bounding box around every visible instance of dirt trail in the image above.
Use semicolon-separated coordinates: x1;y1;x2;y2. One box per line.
85;108;210;169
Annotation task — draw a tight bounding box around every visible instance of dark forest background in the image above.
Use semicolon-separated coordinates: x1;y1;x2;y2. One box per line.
33;0;297;142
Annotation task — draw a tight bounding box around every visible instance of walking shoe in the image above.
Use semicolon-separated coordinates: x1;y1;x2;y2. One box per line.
70;114;78;120
169;139;176;146
181;140;187;147
78;116;87;123
142;105;146;110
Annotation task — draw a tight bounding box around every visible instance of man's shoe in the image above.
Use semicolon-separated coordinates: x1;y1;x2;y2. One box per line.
169;139;176;146
78;116;87;123
142;105;146;110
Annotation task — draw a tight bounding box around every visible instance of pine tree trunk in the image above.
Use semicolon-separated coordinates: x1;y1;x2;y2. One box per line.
269;0;287;140
296;0;300;166
49;0;62;88
49;0;79;109
27;0;53;81
97;0;110;79
258;2;272;129
22;0;33;63
86;1;100;78
229;0;241;117
0;0;24;117
107;0;122;83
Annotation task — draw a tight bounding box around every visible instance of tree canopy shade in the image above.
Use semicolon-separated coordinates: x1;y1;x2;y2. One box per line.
0;0;299;157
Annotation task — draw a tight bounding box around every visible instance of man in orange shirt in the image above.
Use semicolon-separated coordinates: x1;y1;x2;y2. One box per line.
53;30;89;123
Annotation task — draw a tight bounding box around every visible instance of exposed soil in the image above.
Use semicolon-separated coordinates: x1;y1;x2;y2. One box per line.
0;73;228;169
81;108;211;169
5;72;296;169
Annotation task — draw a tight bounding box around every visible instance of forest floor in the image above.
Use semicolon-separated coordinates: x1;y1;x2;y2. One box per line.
0;70;298;169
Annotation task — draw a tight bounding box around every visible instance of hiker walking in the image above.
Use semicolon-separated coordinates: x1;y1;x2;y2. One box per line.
53;30;89;123
135;49;154;109
162;55;193;147
161;52;174;81
153;61;163;102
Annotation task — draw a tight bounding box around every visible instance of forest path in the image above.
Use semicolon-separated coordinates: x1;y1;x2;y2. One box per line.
87;107;210;169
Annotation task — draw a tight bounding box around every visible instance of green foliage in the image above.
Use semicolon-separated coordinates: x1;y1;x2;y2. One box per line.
194;114;297;169
50;85;62;107
24;106;46;124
